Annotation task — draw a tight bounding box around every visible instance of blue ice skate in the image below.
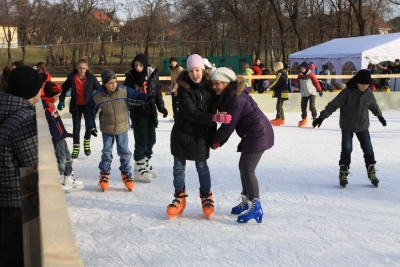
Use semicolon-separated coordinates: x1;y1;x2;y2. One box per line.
231;194;249;214
237;199;263;224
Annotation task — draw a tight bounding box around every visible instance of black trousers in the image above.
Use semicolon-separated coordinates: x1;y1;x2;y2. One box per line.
0;208;24;266
238;151;264;200
72;105;91;144
301;95;317;119
275;97;285;120
171;94;178;118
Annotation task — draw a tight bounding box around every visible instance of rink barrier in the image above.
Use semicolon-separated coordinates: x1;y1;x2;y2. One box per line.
21;103;83;267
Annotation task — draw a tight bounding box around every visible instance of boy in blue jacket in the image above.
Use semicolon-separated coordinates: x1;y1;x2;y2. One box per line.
84;69;150;192
42;82;84;193
313;70;386;188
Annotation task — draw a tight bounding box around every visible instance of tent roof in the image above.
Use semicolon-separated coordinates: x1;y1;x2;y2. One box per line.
289;33;400;72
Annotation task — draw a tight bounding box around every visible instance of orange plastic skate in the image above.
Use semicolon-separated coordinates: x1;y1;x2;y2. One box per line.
270;118;285;126
200;191;215;219
298;117;308;127
99;171;109;192
166;187;187;219
121;172;134;192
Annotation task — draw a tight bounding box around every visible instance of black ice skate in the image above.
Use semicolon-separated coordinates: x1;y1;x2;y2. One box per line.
367;164;379;187
339;165;349;188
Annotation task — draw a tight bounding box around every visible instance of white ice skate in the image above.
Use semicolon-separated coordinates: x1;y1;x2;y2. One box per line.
62;172;84;193
144;156;158;178
134;159;152;183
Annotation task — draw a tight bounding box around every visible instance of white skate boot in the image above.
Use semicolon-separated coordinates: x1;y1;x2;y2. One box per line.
134;159;152;183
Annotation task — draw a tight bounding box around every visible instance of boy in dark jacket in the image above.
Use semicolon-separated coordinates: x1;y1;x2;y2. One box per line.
268;62;289;126
313;70;386;188
42;82;84;193
0;66;42;266
85;69;150;192
124;54;168;183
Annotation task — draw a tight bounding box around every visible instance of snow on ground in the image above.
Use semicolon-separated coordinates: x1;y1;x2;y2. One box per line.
64;110;400;267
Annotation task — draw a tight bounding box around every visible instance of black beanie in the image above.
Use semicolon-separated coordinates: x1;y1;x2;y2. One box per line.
6;66;43;99
44;82;62;97
300;61;309;73
101;69;117;85
353;69;371;84
131;53;148;70
170;57;178;63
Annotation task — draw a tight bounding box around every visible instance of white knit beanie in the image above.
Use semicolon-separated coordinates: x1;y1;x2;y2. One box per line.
210;67;237;82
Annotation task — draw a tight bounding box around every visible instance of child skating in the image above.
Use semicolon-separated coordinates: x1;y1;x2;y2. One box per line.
167;54;232;219
41;82;84;193
84;69;150;192
312;69;386;187
58;58;100;159
210;67;274;224
296;61;323;127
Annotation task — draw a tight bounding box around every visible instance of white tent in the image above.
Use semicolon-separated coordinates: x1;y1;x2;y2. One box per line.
289;33;400;90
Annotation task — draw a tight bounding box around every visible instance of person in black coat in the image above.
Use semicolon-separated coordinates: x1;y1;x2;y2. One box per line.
268;62;289;126
167;54;232;220
123;53;168;183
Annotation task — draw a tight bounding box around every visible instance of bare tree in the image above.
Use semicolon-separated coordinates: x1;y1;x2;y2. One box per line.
348;0;367;36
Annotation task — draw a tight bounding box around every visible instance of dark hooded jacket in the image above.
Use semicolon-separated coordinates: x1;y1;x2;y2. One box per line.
319;78;382;133
170;70;217;161
0;92;38;208
124;66;165;127
60;69;101;114
212;76;274;153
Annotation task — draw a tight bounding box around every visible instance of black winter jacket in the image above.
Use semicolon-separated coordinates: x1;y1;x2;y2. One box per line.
124;67;165;127
60;69;100;115
319;78;382;133
170;70;217;161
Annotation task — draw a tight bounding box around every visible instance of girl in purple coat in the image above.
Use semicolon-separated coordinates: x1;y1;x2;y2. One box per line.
211;67;274;224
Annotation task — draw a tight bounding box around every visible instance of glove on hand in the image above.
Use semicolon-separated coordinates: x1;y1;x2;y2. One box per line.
57;101;65;111
212;143;220;150
212;112;232;124
378;116;386;126
161;108;168;118
312;117;324;128
319;91;323;97
90;128;98;137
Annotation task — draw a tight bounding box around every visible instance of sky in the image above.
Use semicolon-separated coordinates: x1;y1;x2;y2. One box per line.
63;110;400;267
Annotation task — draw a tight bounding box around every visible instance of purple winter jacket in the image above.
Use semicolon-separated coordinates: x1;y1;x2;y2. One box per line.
212;75;274;153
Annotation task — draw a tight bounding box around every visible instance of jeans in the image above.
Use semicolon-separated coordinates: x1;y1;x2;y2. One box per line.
99;131;132;175
301;95;317;119
275;96;285;120
0;208;24;266
173;157;211;194
133;115;156;161
339;129;376;168
239;151;264;200
72;105;91;144
54;139;73;176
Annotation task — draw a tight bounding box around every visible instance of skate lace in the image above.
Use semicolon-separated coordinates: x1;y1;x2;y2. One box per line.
339;170;350;180
168;193;188;208
72;146;79;155
368;169;377;180
84;141;90;150
122;173;133;183
235;198;247;209
200;192;214;208
243;201;255;215
99;172;109;183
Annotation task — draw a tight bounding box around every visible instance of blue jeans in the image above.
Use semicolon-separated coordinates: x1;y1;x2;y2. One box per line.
54;139;73;176
339;129;376;168
99;131;132;174
173;157;211;194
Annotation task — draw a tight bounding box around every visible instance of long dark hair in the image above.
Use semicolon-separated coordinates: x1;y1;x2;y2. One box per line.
0;64;14;92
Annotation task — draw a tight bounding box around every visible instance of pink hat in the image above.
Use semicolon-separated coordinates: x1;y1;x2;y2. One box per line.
309;63;316;70
187;54;205;70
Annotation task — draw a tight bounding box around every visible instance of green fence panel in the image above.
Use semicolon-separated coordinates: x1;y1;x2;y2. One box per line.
162;55;252;75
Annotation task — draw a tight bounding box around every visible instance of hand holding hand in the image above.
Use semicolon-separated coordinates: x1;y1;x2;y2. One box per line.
90;128;98;137
319;91;323;97
212;112;232;124
378;116;386;126
212;143;220;150
312;117;324;128
57;101;65;111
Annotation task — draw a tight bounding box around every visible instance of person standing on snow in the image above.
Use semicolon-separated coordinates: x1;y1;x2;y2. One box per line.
210;67;274;224
268;62;289;126
296;61;323;127
167;54;232;220
312;69;386;188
